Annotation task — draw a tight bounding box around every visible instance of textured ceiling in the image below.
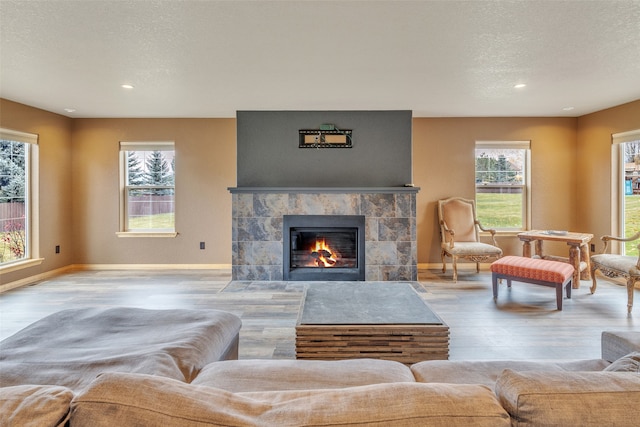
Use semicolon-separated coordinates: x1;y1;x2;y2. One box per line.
1;0;639;118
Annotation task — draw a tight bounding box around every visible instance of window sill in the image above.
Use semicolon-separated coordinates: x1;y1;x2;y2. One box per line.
0;258;44;274
116;232;178;238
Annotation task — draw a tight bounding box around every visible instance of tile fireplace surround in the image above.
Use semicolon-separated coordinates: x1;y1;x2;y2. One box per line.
229;187;419;281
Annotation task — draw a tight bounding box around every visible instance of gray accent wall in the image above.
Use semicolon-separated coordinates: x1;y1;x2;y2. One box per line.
236;111;412;187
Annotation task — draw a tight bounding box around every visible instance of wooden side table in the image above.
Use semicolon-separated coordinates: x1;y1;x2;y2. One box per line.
517;231;594;288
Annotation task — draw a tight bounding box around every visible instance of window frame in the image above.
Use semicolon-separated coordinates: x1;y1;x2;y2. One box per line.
0;128;42;273
474;140;531;233
612;129;640;255
117;141;177;238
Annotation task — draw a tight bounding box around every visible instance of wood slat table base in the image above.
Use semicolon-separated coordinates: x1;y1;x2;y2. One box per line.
296;324;450;364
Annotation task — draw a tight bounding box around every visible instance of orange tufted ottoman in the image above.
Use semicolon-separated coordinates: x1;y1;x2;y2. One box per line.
490;256;575;310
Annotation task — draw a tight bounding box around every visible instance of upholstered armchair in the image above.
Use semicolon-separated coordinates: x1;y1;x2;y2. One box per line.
437;197;503;282
590;231;640;315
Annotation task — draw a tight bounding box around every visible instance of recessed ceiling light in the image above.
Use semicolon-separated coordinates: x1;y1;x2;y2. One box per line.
121;84;134;89
64;108;76;113
514;83;526;89
562;106;575;111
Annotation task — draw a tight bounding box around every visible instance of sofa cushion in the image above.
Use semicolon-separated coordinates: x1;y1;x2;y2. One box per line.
0;384;73;427
192;358;415;392
604;352;640;373
495;369;640;426
71;372;511;427
410;358;609;387
0;307;241;392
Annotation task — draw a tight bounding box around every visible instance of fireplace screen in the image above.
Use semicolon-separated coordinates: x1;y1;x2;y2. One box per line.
283;215;365;281
290;229;357;269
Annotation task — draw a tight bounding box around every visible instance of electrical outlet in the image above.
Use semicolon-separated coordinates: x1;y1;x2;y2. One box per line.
200;242;205;250
55;245;60;254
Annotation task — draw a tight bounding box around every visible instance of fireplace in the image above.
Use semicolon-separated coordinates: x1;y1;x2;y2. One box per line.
229;187;419;281
283;215;365;281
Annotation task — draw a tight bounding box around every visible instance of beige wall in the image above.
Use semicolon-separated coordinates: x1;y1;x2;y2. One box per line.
71;118;236;265
2;98;639;284
413;117;578;265
0;99;73;285
576;100;640;250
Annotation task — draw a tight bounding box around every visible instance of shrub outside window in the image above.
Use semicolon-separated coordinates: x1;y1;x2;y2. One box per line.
120;142;175;234
475;141;530;231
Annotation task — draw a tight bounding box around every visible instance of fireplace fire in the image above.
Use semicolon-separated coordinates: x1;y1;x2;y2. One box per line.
283;215;365;281
306;237;337;267
292;232;353;268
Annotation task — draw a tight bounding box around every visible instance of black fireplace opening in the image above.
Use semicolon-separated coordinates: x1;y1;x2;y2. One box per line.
283;215;365;281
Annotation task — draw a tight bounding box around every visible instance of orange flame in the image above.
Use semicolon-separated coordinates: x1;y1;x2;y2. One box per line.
310;238;338;267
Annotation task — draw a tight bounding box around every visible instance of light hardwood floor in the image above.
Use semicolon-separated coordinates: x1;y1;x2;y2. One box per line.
0;268;636;361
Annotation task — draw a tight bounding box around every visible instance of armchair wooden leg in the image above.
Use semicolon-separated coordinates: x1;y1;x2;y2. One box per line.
452;257;458;282
590;266;598;294
441;250;447;273
627;277;635;315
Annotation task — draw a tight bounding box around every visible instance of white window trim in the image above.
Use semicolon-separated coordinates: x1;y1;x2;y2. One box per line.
475;140;531;232
0;128;41;273
116;231;177;238
118;141;176;237
611;129;640;253
120;141;175;151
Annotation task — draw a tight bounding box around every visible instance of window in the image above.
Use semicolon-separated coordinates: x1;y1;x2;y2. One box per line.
613;130;640;256
119;142;176;236
475;141;530;231
1;128;39;270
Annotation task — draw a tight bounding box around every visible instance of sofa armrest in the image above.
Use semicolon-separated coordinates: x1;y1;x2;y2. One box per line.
602;331;640;362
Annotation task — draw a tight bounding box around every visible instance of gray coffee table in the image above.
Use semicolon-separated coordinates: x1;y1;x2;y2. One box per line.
296;282;449;363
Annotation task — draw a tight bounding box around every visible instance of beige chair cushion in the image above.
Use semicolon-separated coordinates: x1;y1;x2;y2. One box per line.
441;199;477;241
591;254;640;275
442;241;503;256
192;358;415;392
0;307;241;392
0;384;73;427
71;372;511;427
495;369;640;426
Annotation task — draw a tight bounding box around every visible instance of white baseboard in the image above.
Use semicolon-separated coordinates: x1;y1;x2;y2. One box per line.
0;265;74;294
418;262;493;271
71;264;232;271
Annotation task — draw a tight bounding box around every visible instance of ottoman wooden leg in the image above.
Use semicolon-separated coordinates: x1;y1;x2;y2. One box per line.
492;273;499;302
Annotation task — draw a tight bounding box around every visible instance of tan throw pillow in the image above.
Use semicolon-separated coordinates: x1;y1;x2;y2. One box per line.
0;384;73;427
72;371;510;427
496;369;640;427
604;352;640;373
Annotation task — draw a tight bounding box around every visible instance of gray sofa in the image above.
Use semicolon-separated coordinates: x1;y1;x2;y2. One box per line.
1;308;638;426
0;307;242;392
